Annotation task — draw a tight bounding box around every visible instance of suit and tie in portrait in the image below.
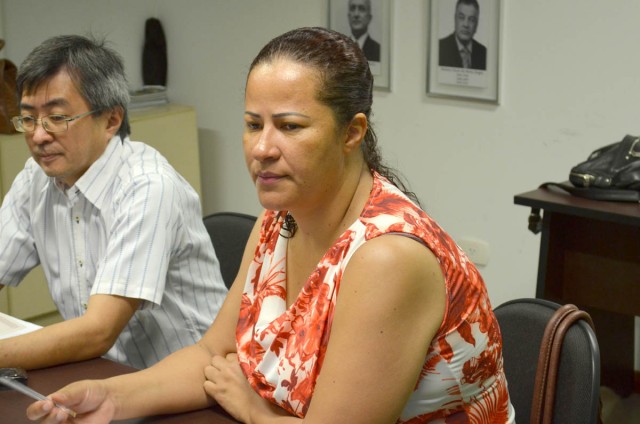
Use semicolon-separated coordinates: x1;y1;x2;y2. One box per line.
361;34;380;62
348;0;381;62
438;0;487;71
439;33;486;70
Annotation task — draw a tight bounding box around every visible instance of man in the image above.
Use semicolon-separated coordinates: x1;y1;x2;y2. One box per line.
0;35;227;370
439;0;487;70
348;0;380;62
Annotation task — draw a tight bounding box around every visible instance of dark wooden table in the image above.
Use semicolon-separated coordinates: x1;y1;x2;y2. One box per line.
514;185;640;396
0;358;239;423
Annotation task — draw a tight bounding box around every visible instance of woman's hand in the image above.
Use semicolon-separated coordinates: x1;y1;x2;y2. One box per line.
26;380;116;424
204;353;256;422
205;353;279;423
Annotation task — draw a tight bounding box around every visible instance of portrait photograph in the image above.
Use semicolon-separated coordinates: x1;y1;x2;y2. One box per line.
329;0;391;90
427;0;502;103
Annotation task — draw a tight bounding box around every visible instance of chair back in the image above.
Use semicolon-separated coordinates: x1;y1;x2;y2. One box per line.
494;298;601;424
203;211;257;288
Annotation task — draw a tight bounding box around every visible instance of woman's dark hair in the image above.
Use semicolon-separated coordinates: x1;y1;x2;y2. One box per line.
17;34;130;139
249;27;419;234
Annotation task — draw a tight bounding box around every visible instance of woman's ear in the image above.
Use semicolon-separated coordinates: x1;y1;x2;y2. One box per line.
343;112;368;153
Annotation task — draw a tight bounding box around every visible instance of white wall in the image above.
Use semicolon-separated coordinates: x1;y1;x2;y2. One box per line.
2;1;640;325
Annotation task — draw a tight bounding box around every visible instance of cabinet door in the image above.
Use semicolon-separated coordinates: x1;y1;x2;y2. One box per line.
129;104;202;199
0;133;54;321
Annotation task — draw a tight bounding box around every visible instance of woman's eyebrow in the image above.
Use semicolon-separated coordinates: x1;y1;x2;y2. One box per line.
272;112;310;119
244;111;311;119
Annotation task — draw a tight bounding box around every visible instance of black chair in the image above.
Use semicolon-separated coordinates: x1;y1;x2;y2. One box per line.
494;298;601;424
203;211;257;288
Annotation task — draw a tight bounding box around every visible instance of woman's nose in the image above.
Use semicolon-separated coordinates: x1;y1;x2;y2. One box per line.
252;127;278;160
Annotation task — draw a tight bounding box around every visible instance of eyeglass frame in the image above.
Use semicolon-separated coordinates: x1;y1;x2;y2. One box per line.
11;110;99;133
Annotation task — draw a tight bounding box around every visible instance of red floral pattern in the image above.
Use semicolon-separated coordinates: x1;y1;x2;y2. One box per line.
236;173;514;422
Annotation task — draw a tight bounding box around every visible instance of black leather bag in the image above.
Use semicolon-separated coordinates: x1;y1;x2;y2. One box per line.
569;134;640;190
540;135;640;203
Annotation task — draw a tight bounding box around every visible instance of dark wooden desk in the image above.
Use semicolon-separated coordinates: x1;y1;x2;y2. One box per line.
514;186;640;396
0;358;238;423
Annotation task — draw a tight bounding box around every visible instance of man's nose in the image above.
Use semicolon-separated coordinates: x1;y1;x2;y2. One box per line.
30;123;54;144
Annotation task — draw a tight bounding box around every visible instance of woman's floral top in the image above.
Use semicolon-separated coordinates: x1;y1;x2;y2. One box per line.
236;173;515;423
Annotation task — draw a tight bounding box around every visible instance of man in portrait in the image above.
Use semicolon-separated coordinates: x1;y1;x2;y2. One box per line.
439;0;487;70
348;0;380;62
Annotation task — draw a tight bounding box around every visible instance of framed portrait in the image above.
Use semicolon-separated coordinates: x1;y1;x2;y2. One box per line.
329;0;392;91
427;0;502;103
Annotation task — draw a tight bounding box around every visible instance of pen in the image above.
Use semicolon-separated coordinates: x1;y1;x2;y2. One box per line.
0;376;77;418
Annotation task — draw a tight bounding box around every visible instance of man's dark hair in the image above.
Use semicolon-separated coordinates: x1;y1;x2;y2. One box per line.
17;34;130;138
457;0;480;13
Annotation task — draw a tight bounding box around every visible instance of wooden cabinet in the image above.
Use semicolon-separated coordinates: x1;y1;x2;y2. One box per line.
128;104;202;198
0;104;201;325
514;187;640;396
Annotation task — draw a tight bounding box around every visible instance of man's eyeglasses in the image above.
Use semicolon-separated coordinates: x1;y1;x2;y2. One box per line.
11;110;98;133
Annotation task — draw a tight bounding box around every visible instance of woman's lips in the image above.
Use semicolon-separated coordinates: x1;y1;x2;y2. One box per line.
257;172;282;185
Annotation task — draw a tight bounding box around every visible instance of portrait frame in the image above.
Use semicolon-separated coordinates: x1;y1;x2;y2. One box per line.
427;0;502;104
329;0;392;91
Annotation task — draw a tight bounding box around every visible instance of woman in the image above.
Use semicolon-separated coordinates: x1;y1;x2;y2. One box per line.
28;27;514;423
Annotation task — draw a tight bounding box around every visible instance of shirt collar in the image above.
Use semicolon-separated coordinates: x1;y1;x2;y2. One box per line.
455;36;473;54
58;135;125;209
353;32;370;49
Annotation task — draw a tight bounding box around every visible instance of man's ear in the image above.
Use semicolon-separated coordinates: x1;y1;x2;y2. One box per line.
104;107;124;139
343;112;368;153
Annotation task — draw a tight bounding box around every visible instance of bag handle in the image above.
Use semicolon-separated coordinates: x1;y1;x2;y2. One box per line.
526;181;640;236
539;182;640;202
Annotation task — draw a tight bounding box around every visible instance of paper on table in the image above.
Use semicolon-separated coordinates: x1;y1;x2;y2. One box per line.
0;312;41;340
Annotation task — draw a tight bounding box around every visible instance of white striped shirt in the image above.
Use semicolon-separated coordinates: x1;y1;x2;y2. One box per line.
0;136;227;369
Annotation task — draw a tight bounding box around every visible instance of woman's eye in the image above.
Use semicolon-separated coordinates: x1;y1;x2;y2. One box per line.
245;122;261;131
282;123;301;131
